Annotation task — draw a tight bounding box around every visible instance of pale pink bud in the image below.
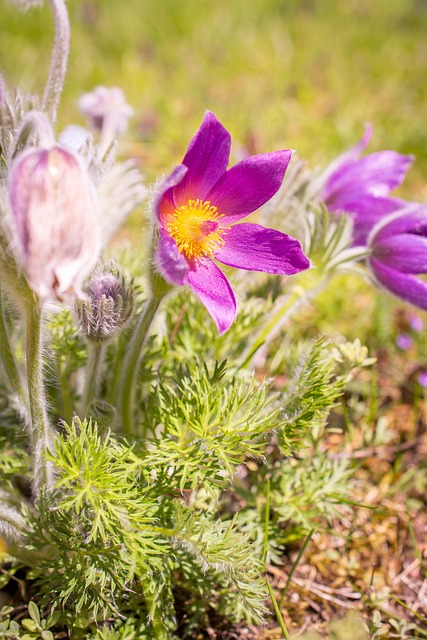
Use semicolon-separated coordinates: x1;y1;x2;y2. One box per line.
8;146;100;301
78;86;134;138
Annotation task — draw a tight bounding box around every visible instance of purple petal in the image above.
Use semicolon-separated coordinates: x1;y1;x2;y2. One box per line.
185;259;236;334
324;151;413;206
172;112;231;206
214;223;310;274
155;231;189;285
331;196;407;246
342;124;373;162
370;205;427;243
370;257;427;310
207;150;293;222
321;125;373;185
156;165;188;222
373;234;427;274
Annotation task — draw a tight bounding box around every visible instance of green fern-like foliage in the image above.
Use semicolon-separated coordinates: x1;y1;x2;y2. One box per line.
0;432;30;494
0;293;373;637
21;418;269;635
25;420;166;619
139;360;283;489
270;455;354;532
278;338;346;449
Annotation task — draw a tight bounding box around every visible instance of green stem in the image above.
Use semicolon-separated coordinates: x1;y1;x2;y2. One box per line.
25;301;55;494
279;528;314;606
141;576;169;640
120;295;164;437
239;273;330;369
107;336;126;404
0;288;27;410
42;0;70;123
263;479;290;640
266;579;290;640
60;367;73;425
81;342;106;415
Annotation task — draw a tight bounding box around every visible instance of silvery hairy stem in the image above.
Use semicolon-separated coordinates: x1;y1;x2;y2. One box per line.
25;300;55;494
42;0;70;124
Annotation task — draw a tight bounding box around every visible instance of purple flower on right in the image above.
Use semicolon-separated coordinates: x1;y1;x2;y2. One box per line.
322;125;414;246
368;204;427;311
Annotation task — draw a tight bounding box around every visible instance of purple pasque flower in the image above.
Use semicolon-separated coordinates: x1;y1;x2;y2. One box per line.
322;125;414;246
368;204;427;311
154;112;310;334
8;145;100;301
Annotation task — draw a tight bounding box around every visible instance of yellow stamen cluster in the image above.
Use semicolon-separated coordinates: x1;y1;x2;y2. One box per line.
165;199;227;259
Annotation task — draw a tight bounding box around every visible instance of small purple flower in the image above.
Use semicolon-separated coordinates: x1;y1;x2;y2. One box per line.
368;204;427;311
417;371;427;387
395;334;413;351
154;112;310;333
322;125;413;246
409;313;424;332
8;145;100;301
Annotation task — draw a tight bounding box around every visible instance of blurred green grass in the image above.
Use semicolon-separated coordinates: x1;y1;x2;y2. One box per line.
1;0;427;191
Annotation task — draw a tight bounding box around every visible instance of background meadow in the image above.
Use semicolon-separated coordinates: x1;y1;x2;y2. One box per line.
1;0;427;637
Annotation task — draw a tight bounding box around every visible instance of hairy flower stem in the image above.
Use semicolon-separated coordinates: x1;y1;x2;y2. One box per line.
120;295;164;437
59;367;72;425
81;342;106;415
25;301;55;494
42;0;70;124
0;502;26;548
240;273;330;369
0;288;27;410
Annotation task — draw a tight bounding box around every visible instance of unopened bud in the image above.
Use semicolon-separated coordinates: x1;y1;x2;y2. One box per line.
78;86;133;136
78;86;133;154
76;265;135;342
8;146;100;301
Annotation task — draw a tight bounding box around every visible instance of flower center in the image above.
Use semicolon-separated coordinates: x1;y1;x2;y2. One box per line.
165;199;227;259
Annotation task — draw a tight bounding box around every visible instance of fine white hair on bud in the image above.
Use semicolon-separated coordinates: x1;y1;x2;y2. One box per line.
76;264;136;342
8;145;100;301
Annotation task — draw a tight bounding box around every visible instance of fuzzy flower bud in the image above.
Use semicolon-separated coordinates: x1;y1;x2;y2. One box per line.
8;145;100;301
78;86;133;149
76;266;135;342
